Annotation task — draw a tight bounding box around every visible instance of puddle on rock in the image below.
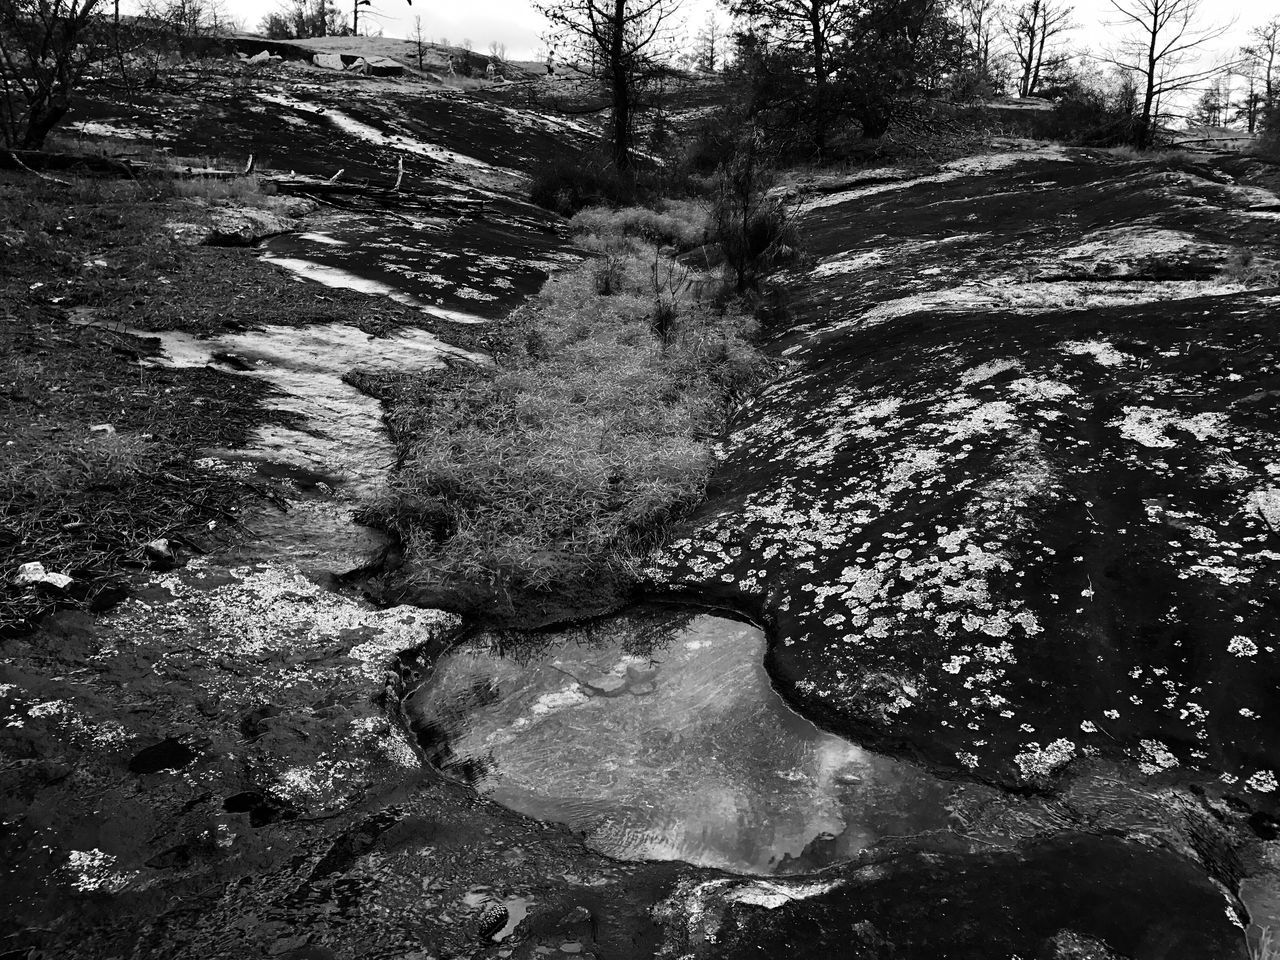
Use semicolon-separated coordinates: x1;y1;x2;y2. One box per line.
406;611;968;875
1241;875;1280;956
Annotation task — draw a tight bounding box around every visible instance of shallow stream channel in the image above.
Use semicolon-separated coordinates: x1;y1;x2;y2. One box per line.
70;208;1280;955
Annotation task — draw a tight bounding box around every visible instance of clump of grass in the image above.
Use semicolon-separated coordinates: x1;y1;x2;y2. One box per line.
165;175;268;202
368;223;771;619
1223;250;1280;288
2;431;152;501
570;200;708;251
1101;145;1196;164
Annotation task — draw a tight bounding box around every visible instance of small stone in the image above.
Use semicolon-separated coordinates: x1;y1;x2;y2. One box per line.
90;423;115;434
143;538;177;568
15;562;72;589
16;562;48;584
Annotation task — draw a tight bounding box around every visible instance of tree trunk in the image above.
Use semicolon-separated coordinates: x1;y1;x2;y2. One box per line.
1030;6;1047;95
22;98;69;150
810;3;827;157
1135;4;1159;148
610;0;631;169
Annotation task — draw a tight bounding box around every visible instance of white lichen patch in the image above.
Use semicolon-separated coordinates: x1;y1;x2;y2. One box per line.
1112;406;1228;448
1061;339;1130;367
1245;487;1280;531
274;757;371;803
1136;739;1180;776
1014;738;1076;780
64;849;136;894
105;563;459;742
1228;636;1259;658
1246;770;1278;793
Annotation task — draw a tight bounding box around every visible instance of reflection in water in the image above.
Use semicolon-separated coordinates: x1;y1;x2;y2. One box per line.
1241;875;1280;957
406;611;964;875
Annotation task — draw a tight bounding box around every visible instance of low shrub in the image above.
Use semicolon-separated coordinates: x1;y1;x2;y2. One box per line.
528;157;642;217
713;196;798;291
1006;88;1143;147
1254;126;1280;162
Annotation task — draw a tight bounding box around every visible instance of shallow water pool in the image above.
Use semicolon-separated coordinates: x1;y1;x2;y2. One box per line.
406;610;969;875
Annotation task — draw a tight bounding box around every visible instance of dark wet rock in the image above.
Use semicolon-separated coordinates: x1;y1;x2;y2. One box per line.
660;834;1247;960
128;737;197;775
238;703;283;740
0;556;687;960
649;149;1280;803
221;790;299;827
1249;811;1280;841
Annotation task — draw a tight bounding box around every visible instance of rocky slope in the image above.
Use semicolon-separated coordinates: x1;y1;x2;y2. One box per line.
650;147;1280;803
6;54;1280;958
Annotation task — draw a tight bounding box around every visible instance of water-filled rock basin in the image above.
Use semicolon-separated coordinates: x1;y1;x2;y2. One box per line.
406;610;971;875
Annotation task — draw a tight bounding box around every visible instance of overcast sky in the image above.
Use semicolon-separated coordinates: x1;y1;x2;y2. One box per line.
203;0;1265;79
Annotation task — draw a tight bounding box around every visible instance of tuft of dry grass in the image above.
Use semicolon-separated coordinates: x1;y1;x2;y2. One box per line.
367;219;771;613
1101;145;1197;164
1223;251;1280;288
165;175;269;202
570;199;708;251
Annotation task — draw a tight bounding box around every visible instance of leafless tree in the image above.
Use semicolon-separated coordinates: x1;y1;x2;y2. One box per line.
1098;0;1235;147
411;14;426;68
535;0;683;169
350;0;411;38
488;39;505;60
138;0;231;36
0;0;103;149
1001;0;1073;97
958;0;1003;86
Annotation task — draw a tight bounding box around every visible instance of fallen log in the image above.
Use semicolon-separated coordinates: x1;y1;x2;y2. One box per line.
0;149;137;178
